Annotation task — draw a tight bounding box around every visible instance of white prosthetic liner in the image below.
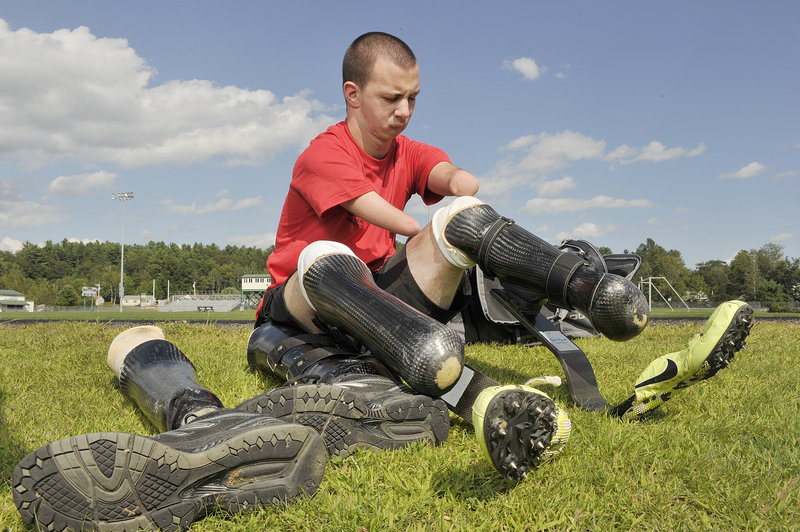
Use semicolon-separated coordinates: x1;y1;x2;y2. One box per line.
107;326;222;432
297;241;464;397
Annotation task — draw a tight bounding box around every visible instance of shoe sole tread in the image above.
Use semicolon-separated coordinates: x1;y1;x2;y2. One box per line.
482;389;564;480
236;384;449;458
13;425;325;531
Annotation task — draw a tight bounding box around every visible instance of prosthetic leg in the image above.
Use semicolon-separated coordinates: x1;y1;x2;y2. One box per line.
435;197;650;341
297;241;464;397
239;321;450;457
291;241;571;480
12;326;327;531
107;325;222;432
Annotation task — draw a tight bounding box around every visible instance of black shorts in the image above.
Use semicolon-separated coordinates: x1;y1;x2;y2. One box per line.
254;245;470;329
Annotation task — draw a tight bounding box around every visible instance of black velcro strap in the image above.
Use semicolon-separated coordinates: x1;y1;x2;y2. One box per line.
478;217;514;278
272;333;335;365
439;365;501;420
545;252;587;308
287;346;351;378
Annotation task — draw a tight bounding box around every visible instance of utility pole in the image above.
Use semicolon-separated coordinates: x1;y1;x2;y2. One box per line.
112;192;134;312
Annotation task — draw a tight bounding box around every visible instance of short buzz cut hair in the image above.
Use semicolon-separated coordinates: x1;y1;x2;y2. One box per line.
342;32;417;88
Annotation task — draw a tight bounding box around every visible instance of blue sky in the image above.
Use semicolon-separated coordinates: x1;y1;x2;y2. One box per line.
1;1;798;269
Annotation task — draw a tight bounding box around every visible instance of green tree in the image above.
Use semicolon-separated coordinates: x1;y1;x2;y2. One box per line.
55;285;80;307
695;260;732;300
635;238;694;297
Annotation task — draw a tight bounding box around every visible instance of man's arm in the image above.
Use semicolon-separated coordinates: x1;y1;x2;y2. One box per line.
426;162;479;197
341;191;421;237
340;162;479;237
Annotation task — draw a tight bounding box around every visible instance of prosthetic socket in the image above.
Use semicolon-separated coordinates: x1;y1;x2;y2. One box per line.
247;320;396;383
297;242;465;397
107;326;222;432
436;197;649;341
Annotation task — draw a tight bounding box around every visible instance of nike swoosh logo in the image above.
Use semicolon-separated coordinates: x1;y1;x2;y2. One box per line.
635;359;679;389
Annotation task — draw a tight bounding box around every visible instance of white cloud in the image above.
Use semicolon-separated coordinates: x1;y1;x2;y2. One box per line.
0;20;335;171
163;195;266;215
1;178;66;228
226;232;276;249
769;233;792;242
523;195;652;214
503;57;541;80
606;141;706;165
556;222;616;241
555;72;567;79
1;236;24;253
538;176;576;197
48;170;117;197
774;170;798;180
500;131;606;174
482;131;604;198
719;161;766;179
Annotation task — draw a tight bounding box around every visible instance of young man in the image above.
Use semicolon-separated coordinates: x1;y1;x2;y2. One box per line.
12;32;754;531
244;31;651;479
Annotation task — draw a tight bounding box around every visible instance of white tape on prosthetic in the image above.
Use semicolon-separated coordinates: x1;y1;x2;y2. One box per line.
107;325;166;378
431;196;485;268
297;240;360;312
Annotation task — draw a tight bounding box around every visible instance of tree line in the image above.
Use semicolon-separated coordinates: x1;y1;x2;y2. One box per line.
1;238;798;309
0;240;271;307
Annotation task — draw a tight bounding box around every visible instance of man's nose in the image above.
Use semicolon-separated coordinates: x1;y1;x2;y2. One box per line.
395;99;411;119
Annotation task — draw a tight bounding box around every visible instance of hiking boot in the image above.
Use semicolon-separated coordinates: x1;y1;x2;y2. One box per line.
472;384;571;480
236;374;450;458
12;410;326;531
616;300;755;419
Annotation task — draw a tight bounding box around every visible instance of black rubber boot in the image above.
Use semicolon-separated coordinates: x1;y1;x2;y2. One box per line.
240;322;450;457
13;409;327;531
445;204;649;341
301;253;465;396
108;326;223;432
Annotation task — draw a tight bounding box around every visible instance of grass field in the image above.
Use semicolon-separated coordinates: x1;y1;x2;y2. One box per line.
1;319;798;530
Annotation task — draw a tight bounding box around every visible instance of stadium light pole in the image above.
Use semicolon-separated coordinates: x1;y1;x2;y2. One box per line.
112;192;134;312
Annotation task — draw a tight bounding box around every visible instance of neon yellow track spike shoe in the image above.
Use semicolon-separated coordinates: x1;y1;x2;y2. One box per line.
472;384;571;480
616;300;754;419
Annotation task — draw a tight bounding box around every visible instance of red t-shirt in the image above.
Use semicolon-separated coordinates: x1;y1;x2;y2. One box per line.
266;121;450;288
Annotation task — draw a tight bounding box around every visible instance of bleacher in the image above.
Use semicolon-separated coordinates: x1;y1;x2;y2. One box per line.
158;295;240;312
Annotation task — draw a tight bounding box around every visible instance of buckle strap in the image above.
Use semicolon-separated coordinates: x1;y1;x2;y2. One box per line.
478;216;514;278
545;252;587;308
287;346;350;378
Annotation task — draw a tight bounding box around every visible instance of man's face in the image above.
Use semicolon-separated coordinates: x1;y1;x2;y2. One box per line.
357;56;420;143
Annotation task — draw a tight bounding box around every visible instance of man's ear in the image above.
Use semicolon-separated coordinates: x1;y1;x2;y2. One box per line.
343;81;360;108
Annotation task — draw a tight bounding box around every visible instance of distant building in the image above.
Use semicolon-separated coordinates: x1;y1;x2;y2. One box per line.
241;274;271;309
0;289;34;312
121;294;156;307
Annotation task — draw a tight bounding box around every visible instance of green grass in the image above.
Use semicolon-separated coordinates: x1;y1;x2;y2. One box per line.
1;320;798;530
